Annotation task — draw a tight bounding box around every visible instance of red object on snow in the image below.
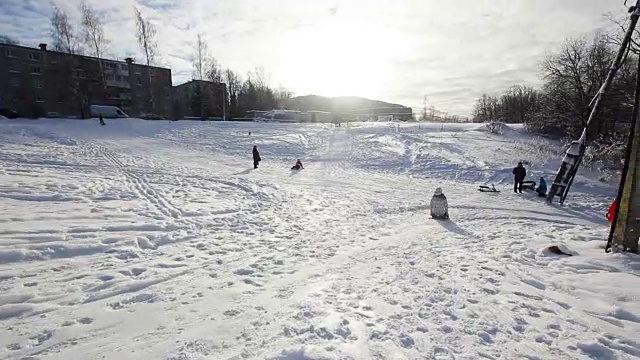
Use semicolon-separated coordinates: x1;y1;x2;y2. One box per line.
607;199;617;223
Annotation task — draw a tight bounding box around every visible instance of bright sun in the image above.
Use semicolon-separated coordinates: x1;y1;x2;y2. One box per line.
278;20;404;100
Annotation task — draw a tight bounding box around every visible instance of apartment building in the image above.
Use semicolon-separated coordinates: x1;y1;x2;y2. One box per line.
173;80;226;119
0;42;173;118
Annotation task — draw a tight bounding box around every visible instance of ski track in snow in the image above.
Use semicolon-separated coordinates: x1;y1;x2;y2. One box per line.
0;119;638;360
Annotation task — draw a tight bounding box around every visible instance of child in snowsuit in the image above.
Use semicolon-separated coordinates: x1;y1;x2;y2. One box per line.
535;177;547;197
430;187;449;220
291;159;304;170
252;145;261;169
512;162;526;193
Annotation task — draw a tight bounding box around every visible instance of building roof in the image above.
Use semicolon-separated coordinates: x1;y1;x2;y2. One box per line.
174;79;227;88
0;42;171;71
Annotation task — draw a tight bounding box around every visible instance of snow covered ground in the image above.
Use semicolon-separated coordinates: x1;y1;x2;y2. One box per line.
0;119;638;360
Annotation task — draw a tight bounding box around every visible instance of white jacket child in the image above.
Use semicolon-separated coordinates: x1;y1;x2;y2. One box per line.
430;187;449;220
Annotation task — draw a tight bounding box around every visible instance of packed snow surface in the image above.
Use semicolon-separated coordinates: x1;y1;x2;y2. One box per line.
0;119;638;360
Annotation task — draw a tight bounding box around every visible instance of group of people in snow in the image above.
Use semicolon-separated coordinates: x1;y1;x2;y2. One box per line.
251;149;612;223
252;145;303;171
512;162;546;197
430;162;550;221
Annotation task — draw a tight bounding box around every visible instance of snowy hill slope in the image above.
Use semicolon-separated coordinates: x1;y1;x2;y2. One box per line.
0;119;638;360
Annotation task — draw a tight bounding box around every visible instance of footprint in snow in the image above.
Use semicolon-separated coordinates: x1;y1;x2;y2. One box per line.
242;279;263;287
399;334;415;348
29;330;53;346
77;317;94;324
6;343;21;351
223;309;242;317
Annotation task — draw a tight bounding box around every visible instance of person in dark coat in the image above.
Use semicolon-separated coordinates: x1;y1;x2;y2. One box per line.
99;114;105;126
291;159;304;170
512;162;526;193
252;145;261;169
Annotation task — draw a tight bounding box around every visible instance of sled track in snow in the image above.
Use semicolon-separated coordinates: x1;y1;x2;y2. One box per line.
96;144;195;225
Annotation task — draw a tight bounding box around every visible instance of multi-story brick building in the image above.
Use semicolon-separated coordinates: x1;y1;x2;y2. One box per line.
0;42;173;118
173;80;226;119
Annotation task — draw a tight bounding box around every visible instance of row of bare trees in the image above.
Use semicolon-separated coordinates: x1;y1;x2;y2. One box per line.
472;34;636;143
188;32;292;118
47;5;289;119
420;96;469;122
48;4;158;115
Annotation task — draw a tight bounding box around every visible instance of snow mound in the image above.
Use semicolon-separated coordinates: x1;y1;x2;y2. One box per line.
480;121;512;135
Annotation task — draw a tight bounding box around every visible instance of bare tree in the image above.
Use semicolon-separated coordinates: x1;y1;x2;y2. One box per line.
134;7;159;113
224;68;242;116
206;57;223;83
81;2;108;59
603;12;640;54
192;33;209;80
134;7;157;66
0;34;18;45
51;7;81;54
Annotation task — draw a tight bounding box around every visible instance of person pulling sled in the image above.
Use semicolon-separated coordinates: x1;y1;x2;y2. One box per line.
430;187;449;220
291;159;304;170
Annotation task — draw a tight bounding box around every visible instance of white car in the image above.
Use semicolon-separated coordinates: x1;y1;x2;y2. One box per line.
90;105;129;118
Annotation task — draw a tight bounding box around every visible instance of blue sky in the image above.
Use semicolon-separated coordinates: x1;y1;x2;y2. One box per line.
0;0;628;116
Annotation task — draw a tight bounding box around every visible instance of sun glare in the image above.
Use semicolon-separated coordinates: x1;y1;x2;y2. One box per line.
278;20;406;100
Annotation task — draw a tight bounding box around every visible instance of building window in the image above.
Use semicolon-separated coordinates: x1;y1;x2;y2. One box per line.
106;74;115;81
31;66;42;74
35;93;44;102
10;78;19;87
9;65;20;73
5;49;16;58
28;52;40;61
34;79;42;88
106;62;116;69
137;77;142;86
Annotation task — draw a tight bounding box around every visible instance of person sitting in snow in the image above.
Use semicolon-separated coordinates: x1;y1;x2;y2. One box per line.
430;187;449;220
291;159;304;170
535;177;547;197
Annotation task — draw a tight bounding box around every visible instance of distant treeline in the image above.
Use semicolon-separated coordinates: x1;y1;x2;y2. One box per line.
471;27;638;164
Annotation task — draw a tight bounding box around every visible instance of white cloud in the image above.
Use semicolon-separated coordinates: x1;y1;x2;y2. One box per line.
0;0;629;116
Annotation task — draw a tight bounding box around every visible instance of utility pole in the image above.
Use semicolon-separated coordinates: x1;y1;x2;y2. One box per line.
546;1;640;205
606;51;640;253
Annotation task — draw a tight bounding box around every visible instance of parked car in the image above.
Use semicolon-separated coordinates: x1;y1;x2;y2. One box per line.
0;108;20;119
89;105;128;118
139;113;165;120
